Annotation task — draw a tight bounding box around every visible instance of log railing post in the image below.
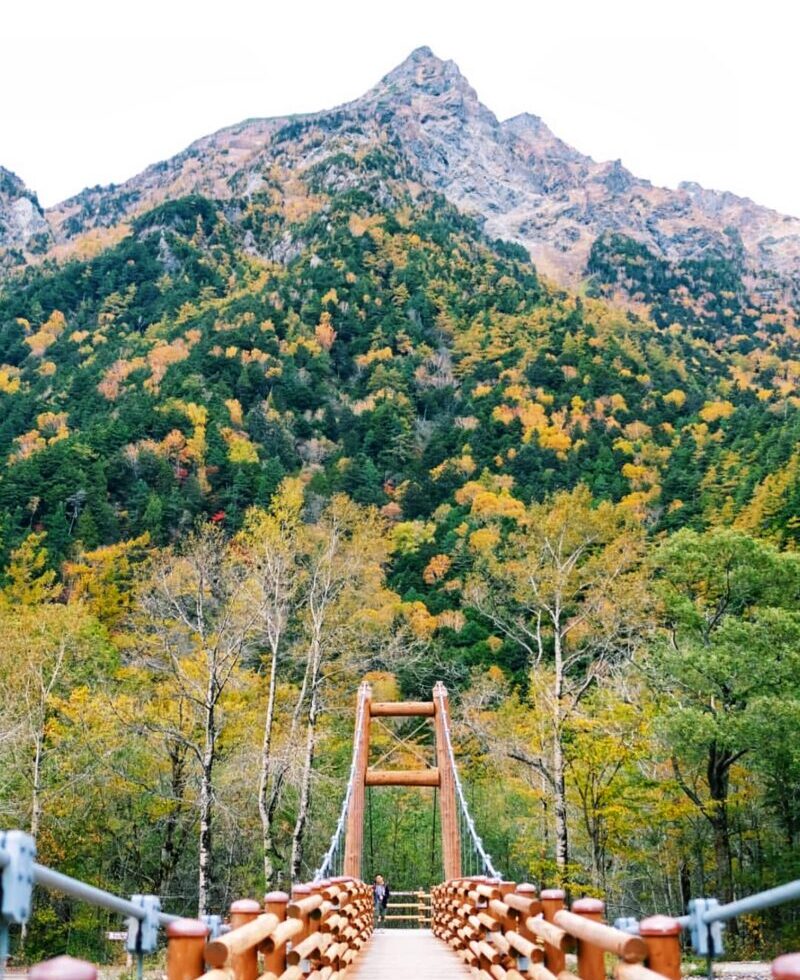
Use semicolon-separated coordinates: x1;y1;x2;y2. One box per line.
166;918;210;980
290;883;313;972
229;898;261;980
30;957;97;979
573;897;606;980
640;915;683;980
433;682;461;880
263;890;290;976
773;953;800;980
541;888;567;975
514;883;540;970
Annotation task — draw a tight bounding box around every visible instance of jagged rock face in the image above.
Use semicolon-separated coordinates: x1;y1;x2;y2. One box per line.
3;47;800;302
0;168;54;270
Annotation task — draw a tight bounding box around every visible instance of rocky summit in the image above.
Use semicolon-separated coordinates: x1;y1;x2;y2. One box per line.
3;47;799;310
0;167;54;272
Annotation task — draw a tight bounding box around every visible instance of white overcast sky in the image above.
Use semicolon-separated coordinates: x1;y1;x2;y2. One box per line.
2;0;799;216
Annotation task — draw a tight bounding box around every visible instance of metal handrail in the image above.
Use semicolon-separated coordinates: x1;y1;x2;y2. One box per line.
614;876;800;968
696;880;800;925
31;863;178;926
1;831;180;980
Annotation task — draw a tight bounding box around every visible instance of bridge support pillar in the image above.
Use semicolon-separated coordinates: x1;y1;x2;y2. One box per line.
343;682;372;878
433;682;461;880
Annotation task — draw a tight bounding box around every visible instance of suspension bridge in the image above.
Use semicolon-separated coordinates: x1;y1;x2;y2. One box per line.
1;681;799;980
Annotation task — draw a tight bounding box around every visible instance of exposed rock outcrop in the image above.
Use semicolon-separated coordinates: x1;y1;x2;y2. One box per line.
2;47;799;307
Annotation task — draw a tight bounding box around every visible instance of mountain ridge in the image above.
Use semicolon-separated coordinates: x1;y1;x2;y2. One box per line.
2;46;800;309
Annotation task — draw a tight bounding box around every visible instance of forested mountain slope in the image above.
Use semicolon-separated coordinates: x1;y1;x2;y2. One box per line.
2;166;800;571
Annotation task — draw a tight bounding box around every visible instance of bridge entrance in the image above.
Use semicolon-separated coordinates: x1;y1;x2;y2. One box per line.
343;681;461;881
312;681;500;888
4;676;800;978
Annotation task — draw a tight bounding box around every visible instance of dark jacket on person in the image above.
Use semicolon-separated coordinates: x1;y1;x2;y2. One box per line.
373;882;390;909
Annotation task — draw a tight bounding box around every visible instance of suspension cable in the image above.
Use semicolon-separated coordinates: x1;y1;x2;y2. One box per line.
433;685;501;879
312;682;370;881
368;785;375;881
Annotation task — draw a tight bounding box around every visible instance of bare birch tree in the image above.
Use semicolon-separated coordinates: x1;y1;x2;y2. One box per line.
464;484;650;881
289;494;394;880
133;523;261;914
238;478;306;887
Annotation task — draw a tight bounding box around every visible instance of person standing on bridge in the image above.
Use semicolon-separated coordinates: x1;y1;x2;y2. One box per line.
373;874;390;926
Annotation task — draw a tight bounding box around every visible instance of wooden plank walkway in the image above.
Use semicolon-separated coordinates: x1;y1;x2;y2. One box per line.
349;929;472;978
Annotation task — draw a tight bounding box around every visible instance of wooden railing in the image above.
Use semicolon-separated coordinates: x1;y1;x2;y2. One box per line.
431;877;683;980
164;877;372;980
381;890;431;928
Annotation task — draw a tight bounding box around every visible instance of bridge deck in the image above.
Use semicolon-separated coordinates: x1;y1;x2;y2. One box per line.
351;929;471;978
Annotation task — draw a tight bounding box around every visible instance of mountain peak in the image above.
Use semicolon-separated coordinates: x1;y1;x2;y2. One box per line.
393;45;450;72
407;45;437;62
371;46;478;104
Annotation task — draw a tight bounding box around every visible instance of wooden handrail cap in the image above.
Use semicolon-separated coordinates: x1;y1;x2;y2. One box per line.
231;898;261;913
31;956;97;979
166;917;210;938
541;889;566;900
572;897;605;914
773;954;800;980
515;883;538;895
640;915;682;936
292;884;312;895
265;890;290;903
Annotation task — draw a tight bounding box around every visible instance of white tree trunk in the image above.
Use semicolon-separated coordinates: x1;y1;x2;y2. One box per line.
259;642;279;887
291;631;324;882
198;682;216;916
552;619;569;880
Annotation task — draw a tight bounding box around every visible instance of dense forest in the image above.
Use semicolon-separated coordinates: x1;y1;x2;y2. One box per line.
1;144;799;963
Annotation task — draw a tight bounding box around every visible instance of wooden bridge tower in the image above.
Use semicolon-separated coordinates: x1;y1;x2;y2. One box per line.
343;682;461;880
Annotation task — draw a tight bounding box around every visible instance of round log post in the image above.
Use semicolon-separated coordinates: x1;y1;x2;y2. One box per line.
516;883;541;966
541;888;567;975
229;898;261;980
773;954;800;980
30;957;97;979
311;880;327;935
263;890;290;975
500;879;517;930
344;684;371;878
573;897;605;980
291;883;313;972
434;682;462;880
640;915;683;980
166;918;210;980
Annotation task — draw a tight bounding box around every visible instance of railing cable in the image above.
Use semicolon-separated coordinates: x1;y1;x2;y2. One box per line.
433;686;500;879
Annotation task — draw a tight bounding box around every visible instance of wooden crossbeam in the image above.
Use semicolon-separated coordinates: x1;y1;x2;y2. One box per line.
370;701;435;716
365;768;440;786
